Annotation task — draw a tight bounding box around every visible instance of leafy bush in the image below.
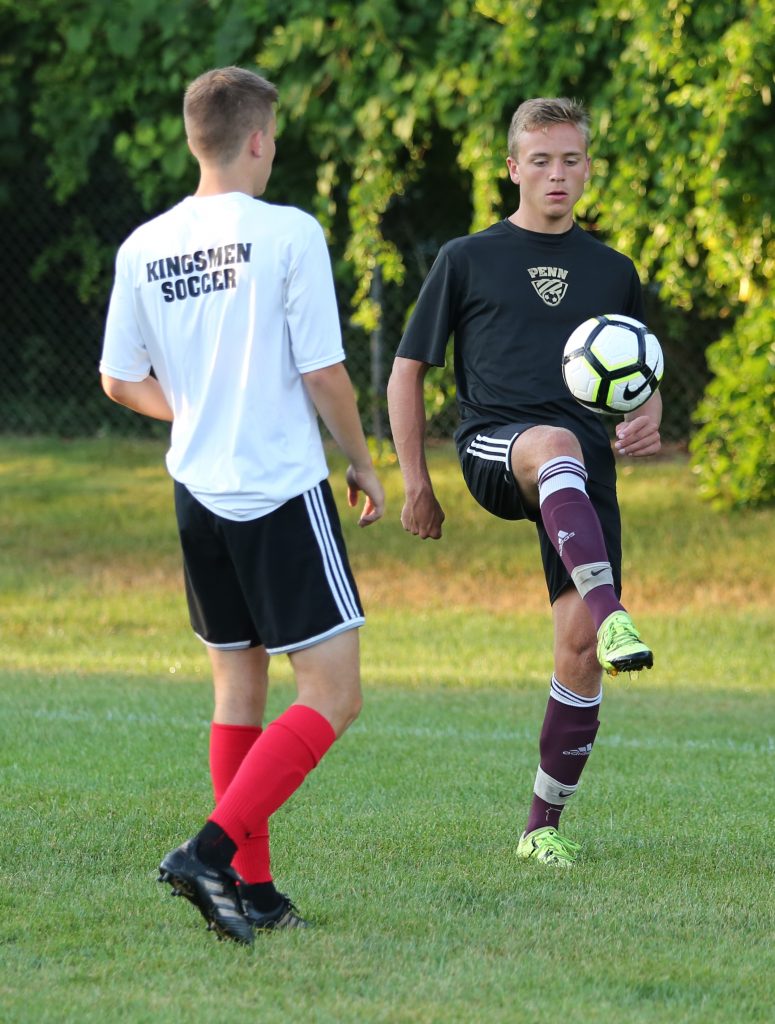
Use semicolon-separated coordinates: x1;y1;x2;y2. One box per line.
690;300;775;509
2;0;773;494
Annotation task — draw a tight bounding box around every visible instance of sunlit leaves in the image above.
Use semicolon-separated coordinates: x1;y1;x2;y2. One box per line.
690;305;775;509
3;0;773;505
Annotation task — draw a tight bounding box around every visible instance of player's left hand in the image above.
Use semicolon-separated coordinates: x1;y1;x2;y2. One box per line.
615;415;662;458
346;464;385;526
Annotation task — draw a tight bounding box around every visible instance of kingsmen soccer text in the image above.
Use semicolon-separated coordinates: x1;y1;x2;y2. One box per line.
145;241;252;303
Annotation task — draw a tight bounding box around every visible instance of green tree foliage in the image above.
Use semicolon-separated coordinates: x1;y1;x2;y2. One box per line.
690;305;775;509
2;0;773;505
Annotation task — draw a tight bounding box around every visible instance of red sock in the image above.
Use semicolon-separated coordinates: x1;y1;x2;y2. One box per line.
209;722;271;883
209;704;336;846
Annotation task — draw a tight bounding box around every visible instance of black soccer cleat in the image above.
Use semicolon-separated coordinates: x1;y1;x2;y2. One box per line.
158;839;254;946
240;890;309;932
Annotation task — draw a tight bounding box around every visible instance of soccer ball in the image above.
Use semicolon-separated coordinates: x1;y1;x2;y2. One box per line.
561;314;664;415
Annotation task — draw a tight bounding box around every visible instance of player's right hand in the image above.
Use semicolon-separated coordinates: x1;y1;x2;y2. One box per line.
400;489;445;540
346;464;385;527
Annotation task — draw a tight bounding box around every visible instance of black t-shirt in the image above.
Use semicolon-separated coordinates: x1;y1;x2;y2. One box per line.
397;219;646;486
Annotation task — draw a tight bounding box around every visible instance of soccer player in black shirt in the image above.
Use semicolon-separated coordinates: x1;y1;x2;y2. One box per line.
387;97;663;867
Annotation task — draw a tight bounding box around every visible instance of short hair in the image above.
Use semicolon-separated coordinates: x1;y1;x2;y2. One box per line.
184;66;278;165
507;98;590;158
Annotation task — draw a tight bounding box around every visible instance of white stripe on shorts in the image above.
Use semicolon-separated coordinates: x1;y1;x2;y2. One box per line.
466;433;512;464
267;619;364;656
303;484;361;621
194;634;254;651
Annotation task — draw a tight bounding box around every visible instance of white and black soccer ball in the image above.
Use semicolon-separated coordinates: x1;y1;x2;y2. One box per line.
561;314;664;415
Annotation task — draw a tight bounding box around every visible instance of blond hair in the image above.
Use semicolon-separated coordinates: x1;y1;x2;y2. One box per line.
507;98;590;158
184;66;278;165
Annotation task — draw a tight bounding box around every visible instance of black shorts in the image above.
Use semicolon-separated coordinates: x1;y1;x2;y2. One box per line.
174;479;364;655
458;424;622;604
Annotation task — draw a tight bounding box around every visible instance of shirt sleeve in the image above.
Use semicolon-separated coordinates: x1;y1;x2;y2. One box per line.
395;244;458;366
99;244;153;381
285;218;345;373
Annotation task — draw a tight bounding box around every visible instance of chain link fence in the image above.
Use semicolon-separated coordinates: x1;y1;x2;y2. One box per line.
2;183;709;446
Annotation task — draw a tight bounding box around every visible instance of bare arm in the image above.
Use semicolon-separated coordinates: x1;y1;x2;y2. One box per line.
615;389;663;457
386;355;445;539
302;362;384;526
101;373;174;422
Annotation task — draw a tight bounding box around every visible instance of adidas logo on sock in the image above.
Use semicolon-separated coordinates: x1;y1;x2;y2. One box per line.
563;742;593;756
558;529;575;556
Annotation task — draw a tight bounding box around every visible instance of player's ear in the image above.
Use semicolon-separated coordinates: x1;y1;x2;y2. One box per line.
248;129;264;158
506;156;520;184
583;156;591;181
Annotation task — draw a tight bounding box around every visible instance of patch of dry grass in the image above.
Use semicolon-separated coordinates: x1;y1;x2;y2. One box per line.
2;438;772;621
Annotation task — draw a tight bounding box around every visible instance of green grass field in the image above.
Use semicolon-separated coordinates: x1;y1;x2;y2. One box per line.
1;437;773;1023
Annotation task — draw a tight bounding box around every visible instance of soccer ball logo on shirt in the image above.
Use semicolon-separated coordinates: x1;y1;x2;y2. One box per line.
528;265;569;306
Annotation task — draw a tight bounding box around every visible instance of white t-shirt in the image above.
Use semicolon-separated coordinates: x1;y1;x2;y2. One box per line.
100;193;344;520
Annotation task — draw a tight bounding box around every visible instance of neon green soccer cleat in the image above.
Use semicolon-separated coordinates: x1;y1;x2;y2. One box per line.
517;827;580;867
596;610;653;676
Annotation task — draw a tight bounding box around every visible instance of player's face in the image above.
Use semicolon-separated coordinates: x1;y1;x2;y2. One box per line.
506;123;590;233
253;116;277;196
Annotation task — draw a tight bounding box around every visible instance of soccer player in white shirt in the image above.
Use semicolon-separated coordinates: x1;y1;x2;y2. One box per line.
101;66;384;944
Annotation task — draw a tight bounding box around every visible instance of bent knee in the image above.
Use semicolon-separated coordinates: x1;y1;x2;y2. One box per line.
344;694;363;733
328;686;363;738
538;425;584;461
346;688;363;724
511;425;585;483
555;639;601;694
565;633;598;666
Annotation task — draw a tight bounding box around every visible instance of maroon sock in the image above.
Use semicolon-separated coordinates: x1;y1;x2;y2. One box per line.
537;457;623;630
525;676;601;835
